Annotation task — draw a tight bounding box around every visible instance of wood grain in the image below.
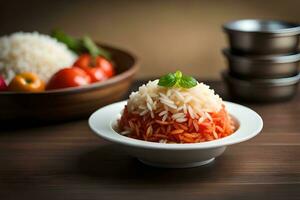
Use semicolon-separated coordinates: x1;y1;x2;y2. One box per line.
0;80;299;200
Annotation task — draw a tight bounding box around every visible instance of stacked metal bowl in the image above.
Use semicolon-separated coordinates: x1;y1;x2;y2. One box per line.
222;19;300;102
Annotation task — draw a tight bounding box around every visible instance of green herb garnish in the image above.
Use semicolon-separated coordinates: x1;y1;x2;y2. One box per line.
51;29;111;60
179;75;198;88
51;29;82;53
158;71;197;89
82;36;111;59
157;73;177;87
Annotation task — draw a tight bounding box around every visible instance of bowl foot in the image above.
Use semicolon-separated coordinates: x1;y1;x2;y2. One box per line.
138;158;215;168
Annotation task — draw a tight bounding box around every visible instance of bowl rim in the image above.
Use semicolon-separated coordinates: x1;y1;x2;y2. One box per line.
0;44;139;95
222;70;300;86
223;19;300;36
222;49;300;63
89;100;263;150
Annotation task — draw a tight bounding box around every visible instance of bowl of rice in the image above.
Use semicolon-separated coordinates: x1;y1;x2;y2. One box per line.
0;32;77;83
0;32;138;122
89;73;263;168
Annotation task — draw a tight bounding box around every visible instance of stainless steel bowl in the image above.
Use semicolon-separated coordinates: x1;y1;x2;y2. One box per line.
223;49;300;79
223;19;300;55
222;71;300;102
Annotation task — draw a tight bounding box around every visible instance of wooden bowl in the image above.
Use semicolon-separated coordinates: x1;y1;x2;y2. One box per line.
0;45;138;122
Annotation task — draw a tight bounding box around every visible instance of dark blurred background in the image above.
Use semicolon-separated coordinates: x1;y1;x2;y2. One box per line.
0;0;299;78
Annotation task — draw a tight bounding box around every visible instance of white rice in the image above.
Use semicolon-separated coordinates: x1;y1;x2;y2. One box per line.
127;79;223;121
0;32;77;82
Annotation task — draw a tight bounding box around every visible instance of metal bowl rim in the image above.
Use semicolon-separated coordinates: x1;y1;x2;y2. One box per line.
222;71;300;86
223;49;300;63
223;19;300;36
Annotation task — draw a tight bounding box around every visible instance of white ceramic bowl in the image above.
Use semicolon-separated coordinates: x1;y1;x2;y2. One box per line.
89;101;263;168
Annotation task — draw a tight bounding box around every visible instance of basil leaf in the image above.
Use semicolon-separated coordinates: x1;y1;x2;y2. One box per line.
174;70;182;80
158;73;177;87
158;71;197;89
178;75;197;88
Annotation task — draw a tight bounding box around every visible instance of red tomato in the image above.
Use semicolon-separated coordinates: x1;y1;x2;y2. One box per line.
75;66;107;83
74;54;90;68
95;56;115;78
74;54;114;82
46;67;91;90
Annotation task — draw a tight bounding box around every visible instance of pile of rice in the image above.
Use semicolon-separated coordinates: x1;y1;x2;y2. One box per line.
118;80;235;143
0;32;77;82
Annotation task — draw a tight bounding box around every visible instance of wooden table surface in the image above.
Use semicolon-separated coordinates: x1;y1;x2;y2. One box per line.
0;80;299;200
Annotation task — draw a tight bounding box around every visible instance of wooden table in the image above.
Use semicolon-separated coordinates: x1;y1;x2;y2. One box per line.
0;80;299;200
